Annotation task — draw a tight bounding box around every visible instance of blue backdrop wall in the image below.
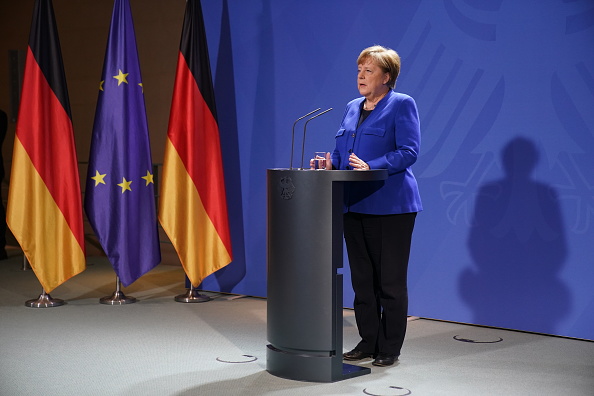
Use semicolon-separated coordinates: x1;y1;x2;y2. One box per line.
195;0;594;341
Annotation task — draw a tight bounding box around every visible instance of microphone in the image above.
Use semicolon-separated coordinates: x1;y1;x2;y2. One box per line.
290;108;321;169
300;108;333;169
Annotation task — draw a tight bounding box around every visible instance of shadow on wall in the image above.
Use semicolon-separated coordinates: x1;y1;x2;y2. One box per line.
211;0;247;292
460;137;571;335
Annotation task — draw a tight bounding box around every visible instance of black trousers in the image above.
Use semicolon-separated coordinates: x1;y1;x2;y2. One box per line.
344;211;417;356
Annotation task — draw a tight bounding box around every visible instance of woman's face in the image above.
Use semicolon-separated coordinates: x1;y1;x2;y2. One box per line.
357;59;389;99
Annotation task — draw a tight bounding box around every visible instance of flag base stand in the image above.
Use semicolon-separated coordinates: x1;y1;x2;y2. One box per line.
25;290;65;308
175;285;211;303
100;291;137;305
100;276;137;305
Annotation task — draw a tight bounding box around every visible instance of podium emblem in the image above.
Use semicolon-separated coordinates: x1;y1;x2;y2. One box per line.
279;177;295;200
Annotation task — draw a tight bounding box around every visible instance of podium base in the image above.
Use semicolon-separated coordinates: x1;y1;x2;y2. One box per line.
266;344;370;382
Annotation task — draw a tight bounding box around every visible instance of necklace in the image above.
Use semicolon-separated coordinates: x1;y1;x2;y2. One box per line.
363;92;388;111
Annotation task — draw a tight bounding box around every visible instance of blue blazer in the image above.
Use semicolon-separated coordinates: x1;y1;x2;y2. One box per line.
332;90;423;215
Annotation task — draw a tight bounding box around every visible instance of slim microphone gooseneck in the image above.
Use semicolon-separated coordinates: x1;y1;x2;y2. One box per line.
290;108;321;169
300;108;333;170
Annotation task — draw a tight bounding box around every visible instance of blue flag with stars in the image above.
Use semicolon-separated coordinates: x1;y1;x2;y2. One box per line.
85;0;161;286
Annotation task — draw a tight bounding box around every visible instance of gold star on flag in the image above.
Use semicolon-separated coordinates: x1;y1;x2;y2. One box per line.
117;177;132;193
113;69;129;86
138;82;144;93
99;80;104;91
141;170;154;186
91;170;107;186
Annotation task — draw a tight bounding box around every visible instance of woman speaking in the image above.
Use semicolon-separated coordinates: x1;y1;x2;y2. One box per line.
332;45;422;367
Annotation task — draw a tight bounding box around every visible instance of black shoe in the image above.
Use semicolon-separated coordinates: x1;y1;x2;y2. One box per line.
343;349;374;361
372;353;397;367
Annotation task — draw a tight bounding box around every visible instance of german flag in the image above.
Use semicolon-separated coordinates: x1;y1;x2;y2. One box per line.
7;0;85;292
159;0;232;287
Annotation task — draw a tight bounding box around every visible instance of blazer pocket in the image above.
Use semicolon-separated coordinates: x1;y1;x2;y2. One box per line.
362;127;386;137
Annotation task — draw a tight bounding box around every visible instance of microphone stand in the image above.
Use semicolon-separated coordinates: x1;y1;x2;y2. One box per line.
300;108;333;169
290;108;321;169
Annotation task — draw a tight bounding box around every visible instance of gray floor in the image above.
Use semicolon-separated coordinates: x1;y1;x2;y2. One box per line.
0;252;592;396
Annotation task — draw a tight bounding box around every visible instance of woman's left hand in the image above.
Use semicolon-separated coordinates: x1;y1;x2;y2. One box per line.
349;153;370;170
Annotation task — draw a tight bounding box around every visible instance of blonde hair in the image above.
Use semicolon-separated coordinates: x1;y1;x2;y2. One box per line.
357;45;401;89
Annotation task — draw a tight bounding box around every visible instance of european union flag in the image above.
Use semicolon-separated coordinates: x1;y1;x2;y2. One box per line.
84;0;161;286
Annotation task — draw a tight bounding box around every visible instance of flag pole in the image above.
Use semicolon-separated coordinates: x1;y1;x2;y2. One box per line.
100;275;137;305
159;0;233;301
8;0;86;296
25;288;65;308
174;282;211;303
84;0;161;289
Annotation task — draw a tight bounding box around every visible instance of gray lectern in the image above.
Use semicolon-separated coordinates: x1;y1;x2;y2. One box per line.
266;168;388;382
